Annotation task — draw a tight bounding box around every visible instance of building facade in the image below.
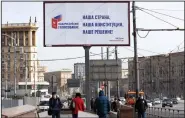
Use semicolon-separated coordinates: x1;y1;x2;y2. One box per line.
74;63;85;79
37;61;48;82
44;69;72;96
1;18;39;90
128;52;184;98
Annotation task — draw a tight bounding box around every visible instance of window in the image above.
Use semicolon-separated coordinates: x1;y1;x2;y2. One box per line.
33;54;35;58
2;35;5;46
7;32;12;45
20;74;24;78
32;31;35;46
19;31;24;46
25;31;29;46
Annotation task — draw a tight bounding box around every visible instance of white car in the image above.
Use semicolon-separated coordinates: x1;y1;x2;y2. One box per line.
154;98;161;104
38;100;50;111
146;100;152;107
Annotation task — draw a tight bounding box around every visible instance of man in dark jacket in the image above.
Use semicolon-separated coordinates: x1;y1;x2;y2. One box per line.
95;91;110;118
49;92;62;118
135;95;148;118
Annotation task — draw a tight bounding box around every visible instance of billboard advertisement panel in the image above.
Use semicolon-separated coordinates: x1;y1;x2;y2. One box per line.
43;1;130;47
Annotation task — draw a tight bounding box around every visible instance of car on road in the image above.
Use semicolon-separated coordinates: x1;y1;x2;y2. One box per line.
146;100;153;107
162;99;173;107
171;98;178;104
154;98;161;104
38;100;49;112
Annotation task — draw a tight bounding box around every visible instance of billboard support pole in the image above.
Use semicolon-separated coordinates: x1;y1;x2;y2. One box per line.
132;1;140;99
84;46;91;111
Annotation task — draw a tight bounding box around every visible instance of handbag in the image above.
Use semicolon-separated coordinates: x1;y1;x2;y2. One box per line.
48;108;52;115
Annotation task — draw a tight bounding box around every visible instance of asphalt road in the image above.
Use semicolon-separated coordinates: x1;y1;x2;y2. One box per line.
146;101;184;118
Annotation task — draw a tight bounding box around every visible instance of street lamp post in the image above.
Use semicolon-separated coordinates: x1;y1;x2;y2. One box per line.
2;34;17;97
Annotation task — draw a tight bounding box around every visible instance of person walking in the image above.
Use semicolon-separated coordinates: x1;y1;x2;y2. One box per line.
91;97;95;111
111;98;117;112
49;92;62;118
135;95;148;118
116;98;123;111
70;93;85;118
95;90;110;118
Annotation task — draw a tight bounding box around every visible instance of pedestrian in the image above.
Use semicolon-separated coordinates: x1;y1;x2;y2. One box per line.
91;97;95;111
95;90;110;118
135;95;148;118
49;92;62;118
116;98;123;110
111;98;117;112
70;93;85;118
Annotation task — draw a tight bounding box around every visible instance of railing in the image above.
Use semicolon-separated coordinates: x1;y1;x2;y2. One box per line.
2;23;37;27
146;107;184;118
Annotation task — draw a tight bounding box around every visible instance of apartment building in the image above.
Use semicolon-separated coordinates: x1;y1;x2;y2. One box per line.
74;63;85;79
1;18;39;90
44;69;72;96
128;52;184;98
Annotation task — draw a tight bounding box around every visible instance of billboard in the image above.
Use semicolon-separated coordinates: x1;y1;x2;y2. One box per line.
89;59;122;81
67;79;81;88
43;1;130;47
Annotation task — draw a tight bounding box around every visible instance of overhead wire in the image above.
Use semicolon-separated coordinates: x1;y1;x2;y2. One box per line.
136;6;184;21
136;31;150;38
137;7;180;28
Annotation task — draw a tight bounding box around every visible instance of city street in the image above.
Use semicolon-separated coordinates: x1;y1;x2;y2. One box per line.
146;100;184;118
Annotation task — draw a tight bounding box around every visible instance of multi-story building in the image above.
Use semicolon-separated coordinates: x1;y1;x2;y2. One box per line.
74;63;85;79
44;69;72;96
128;52;184;98
1;18;39;90
37;61;48;82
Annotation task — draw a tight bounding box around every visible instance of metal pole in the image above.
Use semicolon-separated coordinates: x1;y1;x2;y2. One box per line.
107;47;110;100
184;2;185;116
25;53;28;96
13;33;17;97
168;54;171;98
34;60;36;97
52;75;54;93
115;46;120;98
5;73;8;99
132;1;140;99
7;44;11;98
84;46;91;111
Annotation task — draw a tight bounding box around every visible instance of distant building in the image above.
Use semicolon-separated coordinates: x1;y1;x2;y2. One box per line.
122;69;128;78
1;18;39;90
128;52;184;98
74;63;85;79
44;69;72;96
37;61;48;82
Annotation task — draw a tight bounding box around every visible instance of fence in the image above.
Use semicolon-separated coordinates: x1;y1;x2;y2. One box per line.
146;107;184;118
2;97;41;109
23;97;41;106
2;99;23;108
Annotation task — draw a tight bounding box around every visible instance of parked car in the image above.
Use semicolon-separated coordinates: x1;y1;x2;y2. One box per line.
162;99;173;107
38;100;49;112
171;98;178;104
146;100;153;107
154;98;161;104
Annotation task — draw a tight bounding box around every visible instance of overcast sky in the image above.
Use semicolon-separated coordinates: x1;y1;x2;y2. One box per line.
2;2;184;72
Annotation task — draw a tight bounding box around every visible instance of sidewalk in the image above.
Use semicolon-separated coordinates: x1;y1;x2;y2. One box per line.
38;111;98;118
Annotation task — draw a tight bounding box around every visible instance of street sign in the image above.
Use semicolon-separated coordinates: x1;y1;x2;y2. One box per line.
90;59;122;81
67;79;80;88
